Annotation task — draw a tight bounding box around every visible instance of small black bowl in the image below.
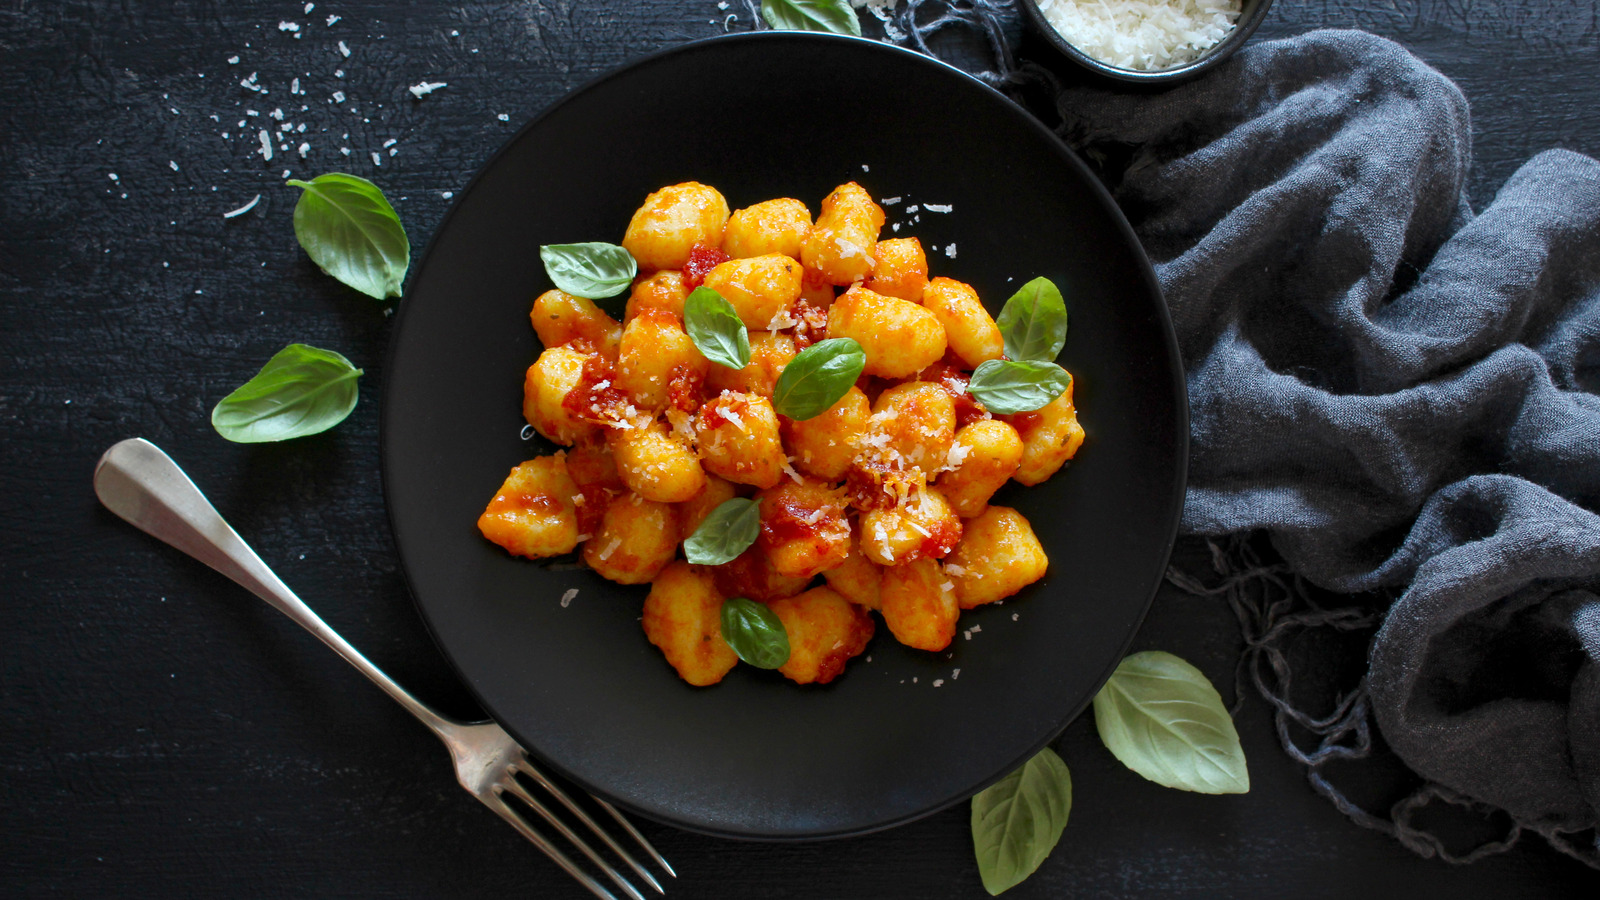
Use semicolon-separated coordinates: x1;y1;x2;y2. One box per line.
1020;0;1275;85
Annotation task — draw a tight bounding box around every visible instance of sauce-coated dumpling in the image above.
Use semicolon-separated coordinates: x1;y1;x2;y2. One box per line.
483;179;1083;688
622;182;730;271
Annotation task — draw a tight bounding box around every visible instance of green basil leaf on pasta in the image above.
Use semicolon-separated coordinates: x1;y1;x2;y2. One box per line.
212;343;362;443
761;0;862;36
967;359;1071;415
1092;650;1250;795
684;286;751;370
995;276;1068;363
970;747;1072;895
720;597;791;669
286;173;409;300
539;242;638;300
772;337;865;421
683;498;761;566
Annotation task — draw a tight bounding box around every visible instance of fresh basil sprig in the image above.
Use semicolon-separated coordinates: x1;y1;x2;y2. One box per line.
772;337;865;420
684;287;751;370
539;242;637;300
970;276;1073;415
968;359;1072;416
286;173;410;301
211;343;362;443
719;597;791;669
1092;651;1250;794
761;0;862;36
683;498;761;565
970;747;1072;895
996;277;1068;363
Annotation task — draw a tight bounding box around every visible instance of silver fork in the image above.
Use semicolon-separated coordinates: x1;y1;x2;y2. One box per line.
93;437;674;900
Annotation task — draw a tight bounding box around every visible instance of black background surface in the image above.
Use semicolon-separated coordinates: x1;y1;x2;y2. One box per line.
3;1;1596;896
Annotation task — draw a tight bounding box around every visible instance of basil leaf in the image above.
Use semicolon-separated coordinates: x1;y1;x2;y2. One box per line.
211;343;362;443
968;359;1071;415
996;276;1068;362
684;498;761;565
684;287;751;370
286;173;409;300
1092;650;1250;794
761;0;862;36
720;597;791;669
540;242;637;300
970;747;1072;895
772;337;865;421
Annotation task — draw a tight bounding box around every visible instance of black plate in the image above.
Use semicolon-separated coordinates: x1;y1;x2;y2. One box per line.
382;31;1186;840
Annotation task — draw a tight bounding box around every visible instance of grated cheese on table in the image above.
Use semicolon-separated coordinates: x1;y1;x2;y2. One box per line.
222;194;261;218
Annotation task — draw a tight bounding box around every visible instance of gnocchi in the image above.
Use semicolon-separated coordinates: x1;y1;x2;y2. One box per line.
482;180;1085;688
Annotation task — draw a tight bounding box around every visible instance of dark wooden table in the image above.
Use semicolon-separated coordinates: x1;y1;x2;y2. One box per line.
3;1;1595;896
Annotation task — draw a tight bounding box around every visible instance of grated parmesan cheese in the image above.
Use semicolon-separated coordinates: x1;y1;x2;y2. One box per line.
222;194;261;218
1035;0;1241;71
943;442;971;471
559;588;578;607
409;81;448;98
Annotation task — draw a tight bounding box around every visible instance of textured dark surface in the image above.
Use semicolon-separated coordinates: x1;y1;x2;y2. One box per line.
1;1;1596;897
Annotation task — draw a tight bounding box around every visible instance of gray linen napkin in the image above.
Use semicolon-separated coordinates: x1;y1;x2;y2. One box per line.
885;3;1600;866
1050;29;1600;863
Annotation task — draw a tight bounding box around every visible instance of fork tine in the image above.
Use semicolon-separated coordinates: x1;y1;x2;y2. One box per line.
594;797;677;880
497;773;650;900
477;792;621;900
512;759;667;894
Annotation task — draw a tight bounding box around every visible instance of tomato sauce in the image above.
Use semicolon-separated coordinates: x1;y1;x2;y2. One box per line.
681;243;729;289
561;355;632;424
666;363;705;413
757;492;845;550
712;547;806;602
789;299;829;349
917;360;989;429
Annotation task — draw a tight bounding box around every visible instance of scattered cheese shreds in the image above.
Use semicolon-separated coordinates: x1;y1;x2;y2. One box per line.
278;21;299;33
257;129;273;161
338;40;351;57
222;194;261;218
559;588;578;608
923;202;953;213
409;81;448;98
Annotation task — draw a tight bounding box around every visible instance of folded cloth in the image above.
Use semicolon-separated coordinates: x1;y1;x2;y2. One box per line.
1036;29;1600;860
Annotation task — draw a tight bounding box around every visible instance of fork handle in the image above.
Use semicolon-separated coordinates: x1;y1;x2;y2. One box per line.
94;438;457;737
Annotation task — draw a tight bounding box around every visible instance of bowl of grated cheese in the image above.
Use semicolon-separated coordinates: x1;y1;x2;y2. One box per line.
1021;0;1274;83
